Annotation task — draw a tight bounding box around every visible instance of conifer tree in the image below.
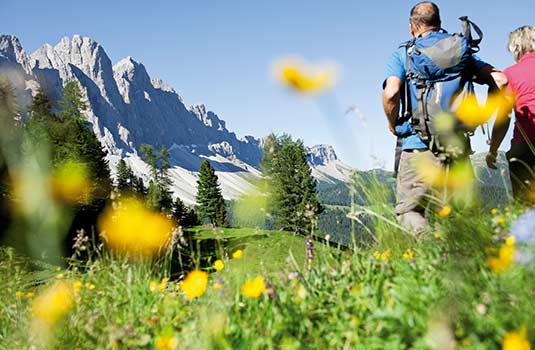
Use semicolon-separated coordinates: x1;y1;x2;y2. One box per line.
116;159;135;193
172;196;198;227
59;80;86;121
29;88;54;121
141;144;173;212
260;134;322;233
196;160;227;227
133;176;146;197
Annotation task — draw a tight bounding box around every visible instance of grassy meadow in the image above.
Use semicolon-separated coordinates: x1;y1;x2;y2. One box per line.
1;202;535;350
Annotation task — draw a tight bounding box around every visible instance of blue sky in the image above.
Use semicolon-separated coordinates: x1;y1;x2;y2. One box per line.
1;0;534;169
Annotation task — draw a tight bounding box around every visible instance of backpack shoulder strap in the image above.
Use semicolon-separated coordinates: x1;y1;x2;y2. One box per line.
459;16;483;50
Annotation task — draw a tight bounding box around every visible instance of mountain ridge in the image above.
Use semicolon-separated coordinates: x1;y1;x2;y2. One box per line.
0;33;355;204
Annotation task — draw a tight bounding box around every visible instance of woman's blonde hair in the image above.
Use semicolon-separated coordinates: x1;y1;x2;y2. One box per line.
508;25;535;62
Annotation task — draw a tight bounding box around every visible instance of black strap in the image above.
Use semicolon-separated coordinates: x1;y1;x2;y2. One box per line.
459;16;483;48
393;42;414;177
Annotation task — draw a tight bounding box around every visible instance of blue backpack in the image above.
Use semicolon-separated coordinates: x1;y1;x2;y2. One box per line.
397;17;483;164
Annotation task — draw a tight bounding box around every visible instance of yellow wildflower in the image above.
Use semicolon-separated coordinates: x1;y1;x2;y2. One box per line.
15;291;23;298
502;326;531;350
85;283;96;290
438;205;452;218
149;281;158;292
232;249;243;259
403;248;415;260
158;282;167;292
50;160;92;204
98;197;174;257
73;280;82;294
26;292;34;299
412;155;473;192
487;244;515;274
213;259;224;271
455;91;514;128
154;334;178;350
180;270;208;300
241;276;266;298
56;273;65;279
434;233;441;240
213;283;222;290
505;236;516;246
373;251;381;259
380;249;391;261
31;281;74;330
496;216;505;225
274;57;337;95
491;208;498;215
295;282;307;300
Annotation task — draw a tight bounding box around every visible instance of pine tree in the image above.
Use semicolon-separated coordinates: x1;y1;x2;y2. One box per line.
116;159;135;193
59;80;86;121
173;196;199;227
196;160;227;227
133;176;146;197
141;144;173;212
260;134;322;233
140;144;158;179
29;88;54;121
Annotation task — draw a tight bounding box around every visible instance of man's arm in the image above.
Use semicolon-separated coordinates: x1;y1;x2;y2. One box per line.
474;63;510;168
474;64;508;91
382;76;402;135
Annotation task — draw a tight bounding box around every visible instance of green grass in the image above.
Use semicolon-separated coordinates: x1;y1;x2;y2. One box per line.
1;208;535;350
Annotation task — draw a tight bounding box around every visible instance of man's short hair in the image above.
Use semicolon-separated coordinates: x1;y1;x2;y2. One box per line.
508;25;535;62
410;2;441;30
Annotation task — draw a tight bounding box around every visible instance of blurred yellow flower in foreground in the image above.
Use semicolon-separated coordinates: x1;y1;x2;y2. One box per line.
455;91;514;128
438;205;452;218
214;259;224;271
274;57;337;95
31;281;74;330
213;283;222;290
15;291;23;298
155;334;178;350
241;276;266;298
50;160;92;204
180;270;208;300
412;155;473;192
26;292;34;299
232;249;243;259
502;326;531;350
98;197;174;257
487;244;515;274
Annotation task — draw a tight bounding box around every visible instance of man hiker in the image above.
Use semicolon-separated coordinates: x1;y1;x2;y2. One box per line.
382;1;507;233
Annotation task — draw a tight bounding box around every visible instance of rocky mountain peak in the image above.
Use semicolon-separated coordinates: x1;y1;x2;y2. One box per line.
307;144;338;166
0;34;30;72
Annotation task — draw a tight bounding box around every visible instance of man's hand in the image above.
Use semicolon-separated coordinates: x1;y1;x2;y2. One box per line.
388;123;397;136
486;151;498;169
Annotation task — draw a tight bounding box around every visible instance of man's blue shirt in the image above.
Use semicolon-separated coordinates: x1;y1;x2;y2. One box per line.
384;44;489;150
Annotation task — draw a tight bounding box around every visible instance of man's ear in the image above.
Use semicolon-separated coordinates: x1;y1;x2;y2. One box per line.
409;22;417;38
